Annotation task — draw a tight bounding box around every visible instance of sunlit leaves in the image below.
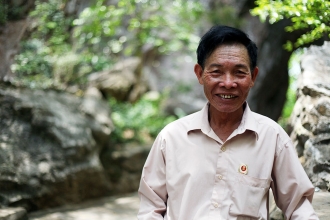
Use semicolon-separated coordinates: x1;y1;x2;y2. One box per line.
30;0;72;53
13;0;204;90
109;92;177;143
12;0;74;88
252;0;330;50
72;0;204;59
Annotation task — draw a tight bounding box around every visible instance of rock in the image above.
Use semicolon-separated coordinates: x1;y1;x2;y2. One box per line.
0;84;114;211
0;83;152;213
163;95;206;116
269;190;284;220
88;57;148;102
0;207;27;220
53;53;89;85
268;189;330;220
84;86;103;99
290;41;330;190
312;190;330;219
100;143;151;194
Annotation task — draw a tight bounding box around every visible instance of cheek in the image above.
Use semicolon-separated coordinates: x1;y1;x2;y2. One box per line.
203;75;217;85
238;78;254;88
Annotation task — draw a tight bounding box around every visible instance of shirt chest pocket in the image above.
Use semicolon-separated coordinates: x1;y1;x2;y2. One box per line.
229;173;271;219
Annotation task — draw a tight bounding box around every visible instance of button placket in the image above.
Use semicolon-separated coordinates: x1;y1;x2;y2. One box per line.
211;141;227;216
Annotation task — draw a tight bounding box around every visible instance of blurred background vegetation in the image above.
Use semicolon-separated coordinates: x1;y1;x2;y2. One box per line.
2;0;330;144
7;0;207;144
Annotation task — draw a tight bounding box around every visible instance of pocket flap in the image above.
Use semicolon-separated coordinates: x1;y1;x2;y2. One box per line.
236;173;271;189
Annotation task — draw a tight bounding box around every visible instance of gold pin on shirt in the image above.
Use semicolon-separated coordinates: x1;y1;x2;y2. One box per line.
239;163;248;175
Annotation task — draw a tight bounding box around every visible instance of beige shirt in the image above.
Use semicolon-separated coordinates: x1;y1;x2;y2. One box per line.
138;103;318;220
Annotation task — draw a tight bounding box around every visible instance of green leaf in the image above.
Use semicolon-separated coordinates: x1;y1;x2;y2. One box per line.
252;0;330;51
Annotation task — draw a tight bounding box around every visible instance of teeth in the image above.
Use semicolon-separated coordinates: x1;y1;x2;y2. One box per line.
220;95;235;99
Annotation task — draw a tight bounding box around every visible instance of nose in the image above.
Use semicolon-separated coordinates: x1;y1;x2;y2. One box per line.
219;73;237;89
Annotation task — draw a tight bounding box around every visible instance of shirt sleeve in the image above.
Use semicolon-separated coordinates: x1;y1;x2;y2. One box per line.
137;133;167;220
271;138;319;220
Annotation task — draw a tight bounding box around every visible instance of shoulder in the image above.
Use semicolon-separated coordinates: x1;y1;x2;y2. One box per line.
153;112;200;151
161;111;199;135
251;112;280;129
252;112;291;141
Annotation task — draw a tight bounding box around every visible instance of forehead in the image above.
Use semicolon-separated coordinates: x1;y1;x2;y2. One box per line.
205;43;250;67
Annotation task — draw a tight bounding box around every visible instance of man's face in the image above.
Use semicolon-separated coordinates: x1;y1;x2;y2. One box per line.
194;43;258;114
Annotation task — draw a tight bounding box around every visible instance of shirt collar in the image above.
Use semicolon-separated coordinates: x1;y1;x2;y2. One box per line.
238;102;259;141
188;102;211;133
188;102;259;141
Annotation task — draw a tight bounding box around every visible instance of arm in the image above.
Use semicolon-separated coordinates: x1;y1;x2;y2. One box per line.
137;134;167;220
271;139;319;219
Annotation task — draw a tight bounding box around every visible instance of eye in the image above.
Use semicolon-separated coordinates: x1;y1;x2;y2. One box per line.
236;70;248;75
206;69;221;76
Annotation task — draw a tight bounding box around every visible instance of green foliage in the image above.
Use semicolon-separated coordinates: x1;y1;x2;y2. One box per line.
13;0;205;89
278;50;302;128
12;0;92;88
208;3;242;27
11;0;201;144
52;52;93;85
110;91;178;144
278;81;296;129
12;39;53;78
0;0;8;24
12;0;71;88
252;0;330;50
72;0;204;59
176;81;193;93
0;0;31;24
29;0;72;54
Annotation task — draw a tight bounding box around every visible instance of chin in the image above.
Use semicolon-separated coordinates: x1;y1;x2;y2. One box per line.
212;104;242;114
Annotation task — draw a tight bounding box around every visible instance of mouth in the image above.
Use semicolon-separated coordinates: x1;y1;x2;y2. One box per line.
217;94;237;99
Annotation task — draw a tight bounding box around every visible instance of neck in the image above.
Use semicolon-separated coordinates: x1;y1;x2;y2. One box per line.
208;105;244;141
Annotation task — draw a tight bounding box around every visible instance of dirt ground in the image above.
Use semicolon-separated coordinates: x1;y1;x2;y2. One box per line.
28;190;330;220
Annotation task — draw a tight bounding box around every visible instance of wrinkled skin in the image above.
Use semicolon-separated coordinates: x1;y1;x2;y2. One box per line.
194;43;258;140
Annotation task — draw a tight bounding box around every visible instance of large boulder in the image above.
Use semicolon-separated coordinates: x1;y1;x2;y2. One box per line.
88;57;148;102
100;142;151;194
290;42;330;190
0;83;114;211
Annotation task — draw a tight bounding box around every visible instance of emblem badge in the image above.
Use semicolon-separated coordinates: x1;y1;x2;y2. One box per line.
239;163;248;175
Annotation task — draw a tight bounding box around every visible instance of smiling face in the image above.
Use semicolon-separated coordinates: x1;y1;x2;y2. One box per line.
194;43;258;116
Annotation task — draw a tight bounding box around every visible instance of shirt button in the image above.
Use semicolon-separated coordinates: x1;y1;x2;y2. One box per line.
213;202;219;208
217;175;223;180
221;146;226;152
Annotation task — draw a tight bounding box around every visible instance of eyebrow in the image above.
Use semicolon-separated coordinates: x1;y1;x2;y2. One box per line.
207;63;249;70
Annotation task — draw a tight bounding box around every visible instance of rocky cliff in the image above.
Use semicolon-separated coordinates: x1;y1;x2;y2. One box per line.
290;42;330;191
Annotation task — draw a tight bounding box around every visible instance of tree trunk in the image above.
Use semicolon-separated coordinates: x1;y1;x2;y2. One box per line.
0;0;36;81
238;0;327;121
0;19;29;81
245;18;293;121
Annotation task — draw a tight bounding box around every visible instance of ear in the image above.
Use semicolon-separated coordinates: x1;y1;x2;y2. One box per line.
250;66;259;87
194;64;204;85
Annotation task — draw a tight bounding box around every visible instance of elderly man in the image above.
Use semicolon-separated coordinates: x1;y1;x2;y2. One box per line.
137;25;318;219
